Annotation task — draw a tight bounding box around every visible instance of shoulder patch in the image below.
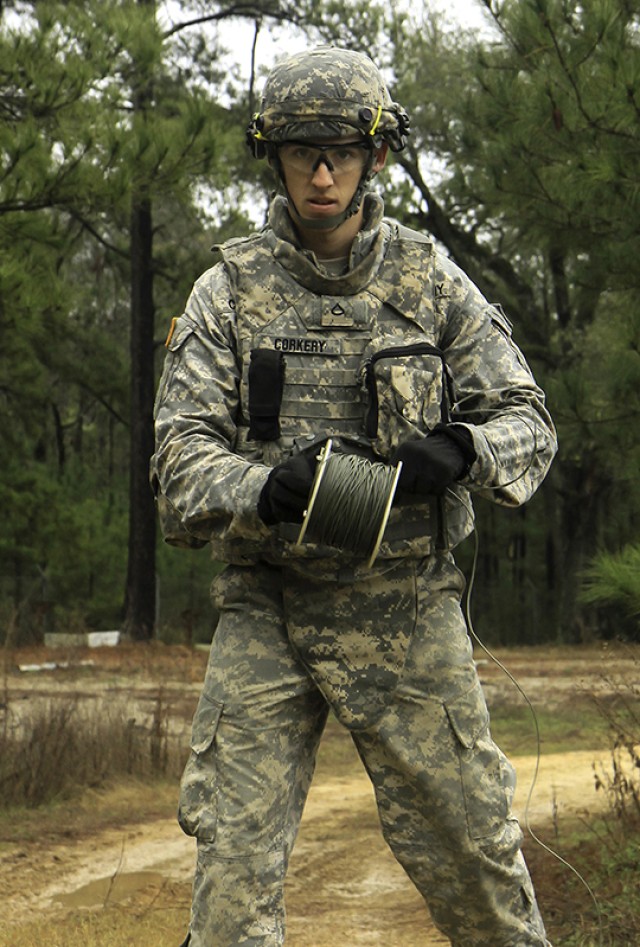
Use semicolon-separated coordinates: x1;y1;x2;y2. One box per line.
165;317;178;347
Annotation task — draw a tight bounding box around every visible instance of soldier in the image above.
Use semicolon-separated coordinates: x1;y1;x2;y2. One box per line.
152;46;556;947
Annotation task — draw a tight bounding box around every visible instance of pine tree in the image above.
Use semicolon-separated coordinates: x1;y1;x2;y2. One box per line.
385;0;640;640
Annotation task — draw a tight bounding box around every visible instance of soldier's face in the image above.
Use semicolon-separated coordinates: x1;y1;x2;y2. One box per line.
279;138;388;228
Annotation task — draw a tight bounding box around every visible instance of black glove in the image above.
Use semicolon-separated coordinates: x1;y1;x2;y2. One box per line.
257;454;317;525
392;427;476;496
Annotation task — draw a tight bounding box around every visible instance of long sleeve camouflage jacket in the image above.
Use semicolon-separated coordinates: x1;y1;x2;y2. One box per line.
152;193;557;566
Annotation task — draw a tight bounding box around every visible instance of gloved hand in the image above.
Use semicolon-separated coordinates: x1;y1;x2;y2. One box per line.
257;454;317;525
392;427;476;496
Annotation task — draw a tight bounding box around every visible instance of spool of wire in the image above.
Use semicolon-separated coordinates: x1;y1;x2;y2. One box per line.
296;439;403;567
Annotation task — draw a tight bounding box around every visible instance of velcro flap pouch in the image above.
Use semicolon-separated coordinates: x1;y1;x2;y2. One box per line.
248;348;285;441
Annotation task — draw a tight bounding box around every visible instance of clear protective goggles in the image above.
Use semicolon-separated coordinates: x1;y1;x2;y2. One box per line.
278;140;372;176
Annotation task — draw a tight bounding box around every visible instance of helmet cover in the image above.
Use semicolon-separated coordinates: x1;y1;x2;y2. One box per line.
247;46;410;157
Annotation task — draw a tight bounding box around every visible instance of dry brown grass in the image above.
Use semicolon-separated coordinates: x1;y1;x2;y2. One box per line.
0;887;192;947
0;690;187;808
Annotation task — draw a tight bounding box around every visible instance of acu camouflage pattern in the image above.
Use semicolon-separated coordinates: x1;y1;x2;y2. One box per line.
248;46;409;152
153;183;556;945
152;191;556;566
179;557;549;945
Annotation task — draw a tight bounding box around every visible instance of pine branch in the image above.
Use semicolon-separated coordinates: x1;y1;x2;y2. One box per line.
161;2;303;40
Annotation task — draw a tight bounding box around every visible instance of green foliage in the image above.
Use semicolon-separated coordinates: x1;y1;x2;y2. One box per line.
381;0;640;641
156;548;224;645
303;0;387;46
0;1;254;642
581;545;640;618
467;0;640;288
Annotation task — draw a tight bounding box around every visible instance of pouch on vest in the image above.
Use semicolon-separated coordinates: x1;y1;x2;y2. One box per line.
362;342;454;459
248;348;285;441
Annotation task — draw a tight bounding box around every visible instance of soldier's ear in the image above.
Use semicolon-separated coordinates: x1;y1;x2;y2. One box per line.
372;143;389;174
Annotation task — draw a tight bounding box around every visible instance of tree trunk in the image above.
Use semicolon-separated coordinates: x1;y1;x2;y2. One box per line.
122;194;156;641
122;0;157;641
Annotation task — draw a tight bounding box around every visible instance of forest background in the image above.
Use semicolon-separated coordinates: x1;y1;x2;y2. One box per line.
1;0;639;647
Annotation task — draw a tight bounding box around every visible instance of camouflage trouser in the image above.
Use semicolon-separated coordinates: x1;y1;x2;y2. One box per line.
178;554;549;946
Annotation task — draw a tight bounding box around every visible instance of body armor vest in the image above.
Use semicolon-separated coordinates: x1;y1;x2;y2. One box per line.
212;218;474;563
219;221;450;467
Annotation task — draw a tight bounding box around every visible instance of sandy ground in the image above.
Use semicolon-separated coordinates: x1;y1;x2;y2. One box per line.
0;749;611;939
1;642;637;944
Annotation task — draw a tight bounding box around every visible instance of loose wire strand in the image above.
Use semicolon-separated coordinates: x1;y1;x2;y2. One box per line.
454;487;605;947
452;400;544;495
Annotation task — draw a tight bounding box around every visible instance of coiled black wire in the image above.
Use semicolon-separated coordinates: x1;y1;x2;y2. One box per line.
297;442;401;564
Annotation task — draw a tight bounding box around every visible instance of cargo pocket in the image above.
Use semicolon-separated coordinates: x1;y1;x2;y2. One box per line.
178;693;223;841
445;681;510;840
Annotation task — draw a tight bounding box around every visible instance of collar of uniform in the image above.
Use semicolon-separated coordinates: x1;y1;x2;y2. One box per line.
266;193;390;297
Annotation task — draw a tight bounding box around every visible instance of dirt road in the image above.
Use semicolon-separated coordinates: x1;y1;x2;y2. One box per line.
1;744;611;937
1;642;636;945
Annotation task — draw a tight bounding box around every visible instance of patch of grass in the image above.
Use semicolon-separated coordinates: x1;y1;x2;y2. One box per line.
0;881;192;947
525;649;640;946
489;700;612;757
0;778;179;847
525;815;640;947
0;691;188;809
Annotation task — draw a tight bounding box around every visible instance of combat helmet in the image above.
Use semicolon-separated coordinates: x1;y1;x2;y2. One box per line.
247;46;410;229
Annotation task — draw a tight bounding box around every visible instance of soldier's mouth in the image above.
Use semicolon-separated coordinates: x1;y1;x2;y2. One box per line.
307;198;337;212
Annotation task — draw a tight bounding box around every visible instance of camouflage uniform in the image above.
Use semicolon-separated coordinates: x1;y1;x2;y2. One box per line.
153;46;556;947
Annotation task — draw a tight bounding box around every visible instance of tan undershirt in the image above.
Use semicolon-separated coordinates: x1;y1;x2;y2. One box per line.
318;257;349;276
